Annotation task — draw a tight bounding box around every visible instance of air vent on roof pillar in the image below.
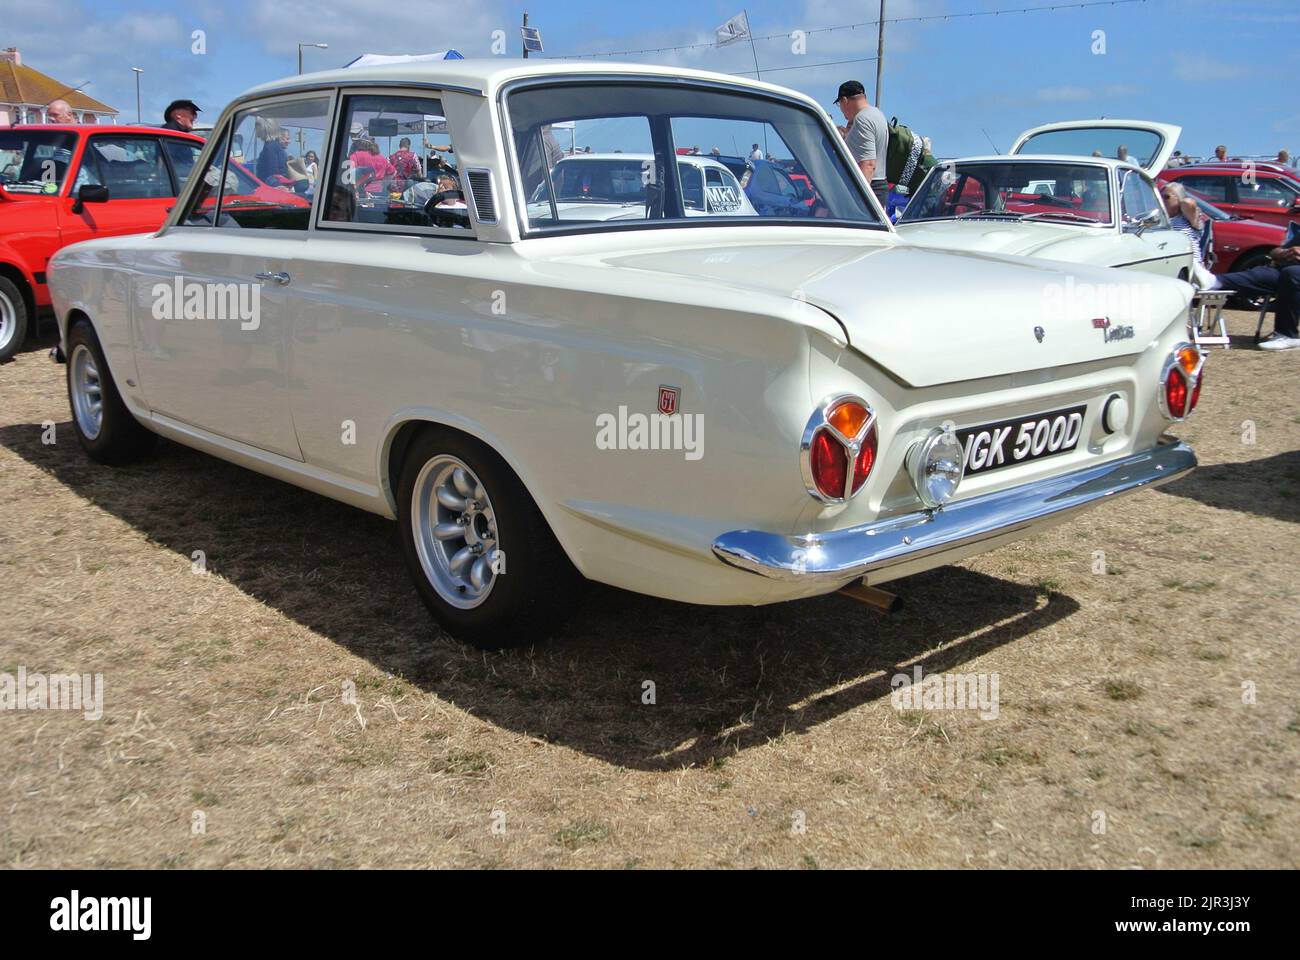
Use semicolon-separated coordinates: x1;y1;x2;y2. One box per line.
465;168;497;225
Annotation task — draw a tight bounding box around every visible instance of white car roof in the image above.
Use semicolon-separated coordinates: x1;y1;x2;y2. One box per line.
240;59;822;112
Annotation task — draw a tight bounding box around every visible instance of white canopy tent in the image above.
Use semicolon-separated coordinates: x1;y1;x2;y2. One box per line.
344;50;464;68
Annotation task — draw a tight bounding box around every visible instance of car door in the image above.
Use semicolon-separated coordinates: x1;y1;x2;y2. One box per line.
1232;175;1300;228
1116;168;1189;277
56;134;176;247
129;93;334;460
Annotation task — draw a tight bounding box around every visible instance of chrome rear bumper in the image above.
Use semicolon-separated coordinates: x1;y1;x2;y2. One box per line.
712;440;1195;582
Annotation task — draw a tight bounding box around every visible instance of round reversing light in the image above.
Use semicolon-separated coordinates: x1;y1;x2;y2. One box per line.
1102;394;1129;434
907;428;966;510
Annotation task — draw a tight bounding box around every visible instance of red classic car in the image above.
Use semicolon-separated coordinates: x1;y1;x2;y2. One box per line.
0;124;307;361
1160;161;1300;229
1192;195;1287;275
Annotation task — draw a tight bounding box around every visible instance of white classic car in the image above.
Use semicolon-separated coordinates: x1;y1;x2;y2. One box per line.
47;61;1200;648
896;120;1195;279
526;152;757;221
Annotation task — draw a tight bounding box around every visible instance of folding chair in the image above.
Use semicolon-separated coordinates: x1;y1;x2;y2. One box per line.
1190;290;1231;348
1188;220;1231;348
1254;296;1279;344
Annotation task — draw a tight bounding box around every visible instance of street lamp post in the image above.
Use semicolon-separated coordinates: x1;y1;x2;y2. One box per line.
130;67;143;124
298;42;328;75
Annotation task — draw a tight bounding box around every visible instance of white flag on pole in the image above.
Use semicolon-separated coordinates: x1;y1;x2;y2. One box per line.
716;11;751;48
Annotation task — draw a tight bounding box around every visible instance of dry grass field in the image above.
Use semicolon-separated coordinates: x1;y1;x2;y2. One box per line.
1;312;1297;869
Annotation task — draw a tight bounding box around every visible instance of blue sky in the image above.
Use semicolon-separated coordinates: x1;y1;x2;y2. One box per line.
4;0;1297;159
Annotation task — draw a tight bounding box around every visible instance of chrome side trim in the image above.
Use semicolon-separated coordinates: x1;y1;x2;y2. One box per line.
712;440;1196;582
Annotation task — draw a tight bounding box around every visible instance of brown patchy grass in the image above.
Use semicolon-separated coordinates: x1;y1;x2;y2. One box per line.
0;313;1297;869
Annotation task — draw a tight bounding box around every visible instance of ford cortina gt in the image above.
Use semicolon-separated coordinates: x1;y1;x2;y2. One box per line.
46;61;1200;648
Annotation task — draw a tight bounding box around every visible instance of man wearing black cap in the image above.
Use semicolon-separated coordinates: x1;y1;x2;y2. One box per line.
833;80;889;211
162;99;200;133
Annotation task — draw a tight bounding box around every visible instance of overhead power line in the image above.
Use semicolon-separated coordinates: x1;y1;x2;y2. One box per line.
545;0;1148;61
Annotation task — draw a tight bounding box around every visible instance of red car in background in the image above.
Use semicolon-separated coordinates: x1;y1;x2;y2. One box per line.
0;124;307;361
1192;195;1288;275
1160;161;1300;229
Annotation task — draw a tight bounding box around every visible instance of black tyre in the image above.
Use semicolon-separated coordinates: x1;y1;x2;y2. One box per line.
0;275;29;362
65;319;157;464
397;428;584;649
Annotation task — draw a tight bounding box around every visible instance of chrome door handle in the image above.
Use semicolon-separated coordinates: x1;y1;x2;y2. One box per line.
1157;242;1168;249
255;271;290;285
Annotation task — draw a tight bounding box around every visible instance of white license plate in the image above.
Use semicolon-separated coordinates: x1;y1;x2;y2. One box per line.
957;405;1086;476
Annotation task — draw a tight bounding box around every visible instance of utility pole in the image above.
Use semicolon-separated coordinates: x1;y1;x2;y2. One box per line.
875;0;886;109
522;11;530;58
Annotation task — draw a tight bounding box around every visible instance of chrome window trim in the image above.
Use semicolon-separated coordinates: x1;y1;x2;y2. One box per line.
496;74;888;239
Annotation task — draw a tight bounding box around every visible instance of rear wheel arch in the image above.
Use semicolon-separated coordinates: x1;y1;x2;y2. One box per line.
381;419;545;523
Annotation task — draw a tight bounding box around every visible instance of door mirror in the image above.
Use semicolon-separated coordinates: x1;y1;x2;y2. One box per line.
1129;209;1162;237
71;183;110;214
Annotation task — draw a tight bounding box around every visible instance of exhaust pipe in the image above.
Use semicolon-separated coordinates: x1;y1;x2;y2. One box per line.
838;579;903;614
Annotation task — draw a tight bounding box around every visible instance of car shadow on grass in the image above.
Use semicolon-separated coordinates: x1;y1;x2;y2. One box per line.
1154;450;1300;524
2;423;1080;771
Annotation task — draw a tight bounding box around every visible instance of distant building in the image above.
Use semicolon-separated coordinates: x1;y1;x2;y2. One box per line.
0;47;118;124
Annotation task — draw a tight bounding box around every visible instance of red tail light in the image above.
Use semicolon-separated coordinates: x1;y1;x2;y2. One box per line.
1189;368;1203;411
803;397;879;503
810;431;848;499
1165;367;1188;418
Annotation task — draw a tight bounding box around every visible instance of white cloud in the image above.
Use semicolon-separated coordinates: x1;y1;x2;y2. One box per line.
1171;53;1253;83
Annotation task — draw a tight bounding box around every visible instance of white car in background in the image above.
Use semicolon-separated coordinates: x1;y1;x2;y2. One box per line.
47;62;1200;649
896;120;1194;280
526;152;756;221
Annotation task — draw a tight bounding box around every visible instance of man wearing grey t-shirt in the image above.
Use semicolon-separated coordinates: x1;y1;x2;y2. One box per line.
833;80;889;211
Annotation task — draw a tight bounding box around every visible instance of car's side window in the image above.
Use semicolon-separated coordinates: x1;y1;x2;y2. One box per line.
1237;178;1296;208
323;92;469;233
1179;175;1229;203
161;139;204;194
73;137;170;199
679;162;704;211
219;98;330;230
177;129;229;226
1120;171;1162;224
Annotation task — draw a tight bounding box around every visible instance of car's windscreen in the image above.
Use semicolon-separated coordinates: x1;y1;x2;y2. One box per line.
0;131;78;192
899;161;1113;226
508;82;880;232
1016;127;1164;168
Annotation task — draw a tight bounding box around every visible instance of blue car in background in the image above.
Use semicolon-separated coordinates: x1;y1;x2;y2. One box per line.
742;158;816;216
714;155;817;217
